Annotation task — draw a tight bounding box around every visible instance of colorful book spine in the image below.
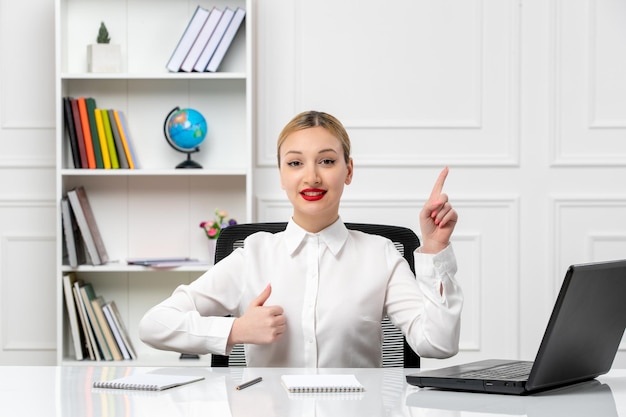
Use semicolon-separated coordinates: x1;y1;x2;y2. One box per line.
113;110;135;169
94;109;111;169
62;97;81;168
70;98;88;168
117;111;139;169
85;98;104;168
100;109;119;169
107;109;129;169
77;97;96;169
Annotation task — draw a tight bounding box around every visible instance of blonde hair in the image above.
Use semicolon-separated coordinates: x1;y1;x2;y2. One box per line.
277;111;351;166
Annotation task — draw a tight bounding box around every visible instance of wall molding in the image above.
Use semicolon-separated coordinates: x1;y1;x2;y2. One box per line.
1;234;56;351
257;0;521;168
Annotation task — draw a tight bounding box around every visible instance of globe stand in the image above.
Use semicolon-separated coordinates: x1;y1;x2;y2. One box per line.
176;150;203;169
163;106;205;169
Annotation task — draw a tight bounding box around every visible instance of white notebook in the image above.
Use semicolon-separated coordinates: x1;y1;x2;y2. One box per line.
280;374;365;393
93;373;204;391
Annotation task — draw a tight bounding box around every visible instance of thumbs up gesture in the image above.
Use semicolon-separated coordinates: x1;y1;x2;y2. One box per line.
228;284;287;346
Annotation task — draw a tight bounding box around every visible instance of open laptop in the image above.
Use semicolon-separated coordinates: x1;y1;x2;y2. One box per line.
406;259;626;395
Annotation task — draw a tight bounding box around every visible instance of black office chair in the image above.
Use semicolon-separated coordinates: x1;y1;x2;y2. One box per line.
210;222;421;368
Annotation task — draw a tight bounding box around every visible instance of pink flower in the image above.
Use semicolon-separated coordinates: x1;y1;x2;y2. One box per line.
200;208;237;240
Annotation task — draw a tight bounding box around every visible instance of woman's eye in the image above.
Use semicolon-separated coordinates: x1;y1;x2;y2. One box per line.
320;159;335;165
287;161;301;167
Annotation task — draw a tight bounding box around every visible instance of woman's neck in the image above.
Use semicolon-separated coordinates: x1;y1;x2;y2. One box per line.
291;214;339;234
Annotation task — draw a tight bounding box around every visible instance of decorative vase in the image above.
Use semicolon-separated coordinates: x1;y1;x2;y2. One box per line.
87;44;121;73
207;239;216;264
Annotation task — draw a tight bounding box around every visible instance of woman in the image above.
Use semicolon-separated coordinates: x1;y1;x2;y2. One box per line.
139;110;463;367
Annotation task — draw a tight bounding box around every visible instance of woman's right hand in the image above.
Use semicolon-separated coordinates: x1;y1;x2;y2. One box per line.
228;284;287;346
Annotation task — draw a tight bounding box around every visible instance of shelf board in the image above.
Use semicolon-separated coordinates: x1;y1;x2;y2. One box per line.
60;168;247;176
61;72;247;81
61;263;212;273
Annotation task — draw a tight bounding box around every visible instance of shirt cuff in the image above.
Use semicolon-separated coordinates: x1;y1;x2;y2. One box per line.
414;244;456;276
414;244;457;301
208;316;237;356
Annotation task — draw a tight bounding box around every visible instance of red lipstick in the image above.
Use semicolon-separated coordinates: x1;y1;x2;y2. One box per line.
300;188;326;201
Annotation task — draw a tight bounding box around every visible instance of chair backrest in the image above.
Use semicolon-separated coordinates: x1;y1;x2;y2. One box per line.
210;222;421;368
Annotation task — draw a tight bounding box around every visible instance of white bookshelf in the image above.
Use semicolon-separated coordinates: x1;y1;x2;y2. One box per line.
55;0;253;365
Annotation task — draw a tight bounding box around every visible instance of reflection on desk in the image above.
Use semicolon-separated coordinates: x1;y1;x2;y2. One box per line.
406;379;619;417
0;367;624;416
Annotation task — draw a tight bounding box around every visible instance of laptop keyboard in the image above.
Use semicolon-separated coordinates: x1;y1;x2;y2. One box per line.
458;361;533;380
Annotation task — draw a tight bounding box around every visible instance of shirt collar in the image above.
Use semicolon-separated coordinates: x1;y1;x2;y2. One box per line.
284;217;349;256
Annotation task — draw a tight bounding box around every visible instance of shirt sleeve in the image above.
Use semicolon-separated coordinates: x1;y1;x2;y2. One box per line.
387;244;463;359
138;251;246;356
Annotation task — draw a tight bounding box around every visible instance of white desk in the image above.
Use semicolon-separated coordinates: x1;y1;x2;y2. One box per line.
1;366;625;416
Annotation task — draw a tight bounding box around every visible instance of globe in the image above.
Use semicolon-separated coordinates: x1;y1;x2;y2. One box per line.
163;107;207;168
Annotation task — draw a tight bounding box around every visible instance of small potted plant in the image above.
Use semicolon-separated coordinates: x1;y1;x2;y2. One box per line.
87;21;121;73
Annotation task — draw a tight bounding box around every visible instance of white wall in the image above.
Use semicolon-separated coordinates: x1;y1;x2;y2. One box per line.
0;0;624;366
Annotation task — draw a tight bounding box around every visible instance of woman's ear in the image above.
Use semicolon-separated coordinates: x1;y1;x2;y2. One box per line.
345;158;354;185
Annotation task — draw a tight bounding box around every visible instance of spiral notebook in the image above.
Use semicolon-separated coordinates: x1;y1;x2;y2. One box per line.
281;374;365;393
93;373;204;391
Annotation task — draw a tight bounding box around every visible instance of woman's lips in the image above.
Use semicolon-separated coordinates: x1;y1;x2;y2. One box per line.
300;188;326;201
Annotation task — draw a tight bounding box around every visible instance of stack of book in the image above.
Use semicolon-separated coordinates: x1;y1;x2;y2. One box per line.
62;96;137;169
166;5;246;73
62;273;136;361
61;186;108;267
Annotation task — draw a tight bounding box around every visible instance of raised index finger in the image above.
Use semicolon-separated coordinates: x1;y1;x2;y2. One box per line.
429;167;449;200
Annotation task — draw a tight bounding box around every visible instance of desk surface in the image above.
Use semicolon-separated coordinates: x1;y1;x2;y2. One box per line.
1;366;625;416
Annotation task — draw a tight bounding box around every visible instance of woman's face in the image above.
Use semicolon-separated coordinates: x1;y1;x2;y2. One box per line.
279;126;353;232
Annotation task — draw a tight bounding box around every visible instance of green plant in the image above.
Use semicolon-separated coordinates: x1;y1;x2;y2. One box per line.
97;21;111;44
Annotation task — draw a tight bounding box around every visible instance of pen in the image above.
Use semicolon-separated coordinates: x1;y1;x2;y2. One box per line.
235;376;263;390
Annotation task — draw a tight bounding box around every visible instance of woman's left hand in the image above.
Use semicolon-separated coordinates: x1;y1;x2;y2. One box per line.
419;167;458;254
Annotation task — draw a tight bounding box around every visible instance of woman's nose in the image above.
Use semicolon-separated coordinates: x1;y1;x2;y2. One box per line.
305;165;321;185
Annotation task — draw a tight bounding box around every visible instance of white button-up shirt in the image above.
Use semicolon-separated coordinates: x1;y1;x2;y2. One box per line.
139;219;463;367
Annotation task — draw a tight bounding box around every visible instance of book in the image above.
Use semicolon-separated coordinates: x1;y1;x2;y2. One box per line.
85;98;104;168
116;111;139;169
166;5;211;72
91;296;123;361
70;98;88;168
67;186;109;265
101;302;130;360
103;300;136;360
93;108;111;169
193;7;235;72
206;7;246;72
180;7;221;72
77;97;96;169
62;273;86;360
73;280;99;360
61;197;85;267
280;375;365;393
79;283;113;360
126;257;196;266
108;109;129;169
100;109;119;168
93;373;204;391
62;97;81;168
112;110;135;169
